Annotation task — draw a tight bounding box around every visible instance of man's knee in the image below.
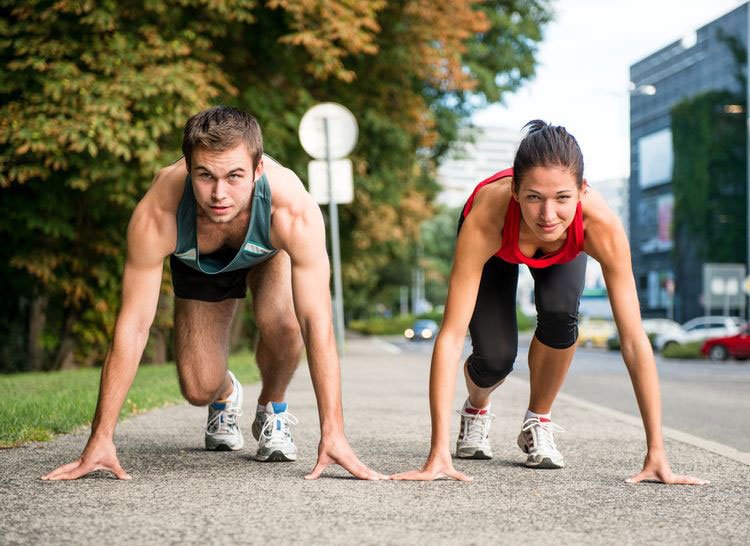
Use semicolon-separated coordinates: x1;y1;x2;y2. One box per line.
259;318;303;355
535;311;579;349
177;359;225;406
466;351;516;388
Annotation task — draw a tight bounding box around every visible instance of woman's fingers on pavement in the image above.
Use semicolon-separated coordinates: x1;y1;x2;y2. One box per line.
626;471;708;485
625;471;653;484
304;461;329;480
669;474;709;485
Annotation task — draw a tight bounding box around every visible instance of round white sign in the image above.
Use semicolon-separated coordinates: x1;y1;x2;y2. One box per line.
298;102;358;160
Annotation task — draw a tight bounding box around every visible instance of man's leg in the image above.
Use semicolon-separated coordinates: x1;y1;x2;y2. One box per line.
248;250;304;403
247;251;304;461
174;297;239;404
174;296;244;451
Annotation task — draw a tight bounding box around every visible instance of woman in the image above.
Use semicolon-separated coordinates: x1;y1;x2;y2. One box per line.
393;120;706;484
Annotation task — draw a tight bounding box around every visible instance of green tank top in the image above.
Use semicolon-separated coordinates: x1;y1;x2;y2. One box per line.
172;173;278;273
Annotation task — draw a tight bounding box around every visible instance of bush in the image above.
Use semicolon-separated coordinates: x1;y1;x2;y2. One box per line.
349;308;534;336
661;341;704;359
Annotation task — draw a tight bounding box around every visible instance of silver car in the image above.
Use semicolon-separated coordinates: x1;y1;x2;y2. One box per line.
653;316;743;352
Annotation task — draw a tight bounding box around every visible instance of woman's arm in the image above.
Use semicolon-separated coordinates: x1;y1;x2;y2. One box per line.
586;202;707;485
393;190;505;481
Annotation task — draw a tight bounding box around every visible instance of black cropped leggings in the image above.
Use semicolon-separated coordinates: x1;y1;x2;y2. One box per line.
465;252;587;389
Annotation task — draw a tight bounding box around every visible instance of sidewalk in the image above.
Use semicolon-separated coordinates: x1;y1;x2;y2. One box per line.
1;337;748;545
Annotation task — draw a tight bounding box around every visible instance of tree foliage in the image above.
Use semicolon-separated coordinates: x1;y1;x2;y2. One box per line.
0;0;551;371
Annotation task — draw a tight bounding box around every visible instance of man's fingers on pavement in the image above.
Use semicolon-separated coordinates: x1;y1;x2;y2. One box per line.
446;469;473;482
112;463;132;480
41;460;81;480
389;470;426;480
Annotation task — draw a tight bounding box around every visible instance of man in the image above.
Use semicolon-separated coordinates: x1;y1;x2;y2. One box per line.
43;106;383;481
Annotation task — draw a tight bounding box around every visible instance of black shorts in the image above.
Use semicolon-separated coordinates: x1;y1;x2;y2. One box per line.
170;252;251;302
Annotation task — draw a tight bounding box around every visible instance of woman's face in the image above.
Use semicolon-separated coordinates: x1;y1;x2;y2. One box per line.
513;165;582;242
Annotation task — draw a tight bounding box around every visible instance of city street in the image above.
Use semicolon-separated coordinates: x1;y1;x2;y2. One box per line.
389;333;750;454
1;335;748;545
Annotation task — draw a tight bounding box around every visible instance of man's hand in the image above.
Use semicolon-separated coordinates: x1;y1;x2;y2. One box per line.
390;449;472;482
304;433;388;481
626;449;708;485
41;436;131;481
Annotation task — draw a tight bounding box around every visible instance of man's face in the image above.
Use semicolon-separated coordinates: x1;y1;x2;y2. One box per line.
190;144;263;224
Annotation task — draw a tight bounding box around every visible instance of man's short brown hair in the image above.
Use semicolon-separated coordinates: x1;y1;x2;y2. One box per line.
182;106;263;171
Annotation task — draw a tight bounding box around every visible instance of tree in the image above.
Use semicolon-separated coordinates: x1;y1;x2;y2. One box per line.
0;0;252;370
0;0;552;370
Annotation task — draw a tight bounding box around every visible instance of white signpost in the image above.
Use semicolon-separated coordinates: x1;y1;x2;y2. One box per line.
299;103;358;352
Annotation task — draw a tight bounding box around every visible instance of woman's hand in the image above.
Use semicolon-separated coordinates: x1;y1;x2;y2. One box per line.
626;448;708;485
391;449;472;481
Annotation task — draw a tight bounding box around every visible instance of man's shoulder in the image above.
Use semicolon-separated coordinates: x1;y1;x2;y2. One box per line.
263;156;307;209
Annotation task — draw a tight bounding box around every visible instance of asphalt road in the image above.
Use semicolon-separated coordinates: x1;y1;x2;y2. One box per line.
1;336;749;545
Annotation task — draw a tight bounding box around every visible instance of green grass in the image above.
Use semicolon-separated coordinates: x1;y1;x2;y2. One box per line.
0;352;258;448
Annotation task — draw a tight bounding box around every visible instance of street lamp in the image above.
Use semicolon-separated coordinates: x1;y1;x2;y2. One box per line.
629;82;657;96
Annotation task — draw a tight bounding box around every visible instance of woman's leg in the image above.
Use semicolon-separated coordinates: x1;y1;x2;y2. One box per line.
526;252;587;413
464;257;520;405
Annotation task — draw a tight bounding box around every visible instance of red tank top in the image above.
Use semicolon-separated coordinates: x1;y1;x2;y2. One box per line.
462;167;585;268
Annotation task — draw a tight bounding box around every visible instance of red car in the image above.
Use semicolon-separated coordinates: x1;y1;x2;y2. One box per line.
701;326;750;361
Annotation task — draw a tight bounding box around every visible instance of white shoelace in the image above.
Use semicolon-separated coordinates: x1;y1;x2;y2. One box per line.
521;417;564;452
457;410;496;445
260;411;299;440
206;405;242;434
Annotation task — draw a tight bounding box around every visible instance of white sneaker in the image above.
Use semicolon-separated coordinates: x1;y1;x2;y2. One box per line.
517;417;565;469
254;402;298;462
205;371;244;451
455;406;495;459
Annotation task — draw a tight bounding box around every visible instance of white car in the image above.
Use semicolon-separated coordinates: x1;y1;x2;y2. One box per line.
653;316;744;352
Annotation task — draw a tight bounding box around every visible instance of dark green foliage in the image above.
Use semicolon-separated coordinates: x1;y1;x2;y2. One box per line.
672;90;747;266
0;0;551;371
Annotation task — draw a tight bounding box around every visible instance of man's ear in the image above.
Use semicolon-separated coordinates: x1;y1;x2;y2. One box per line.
254;157;264;181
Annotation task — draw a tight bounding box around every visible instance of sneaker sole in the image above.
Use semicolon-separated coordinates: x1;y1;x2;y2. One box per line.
524;457;564;469
456;449;493;460
205;440;245;452
256;450;297;462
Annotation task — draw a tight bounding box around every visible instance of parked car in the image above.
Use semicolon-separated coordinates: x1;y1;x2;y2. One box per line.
577;318;616;348
653;316;744;352
701;326;750;361
404;319;439;341
606;318;681;351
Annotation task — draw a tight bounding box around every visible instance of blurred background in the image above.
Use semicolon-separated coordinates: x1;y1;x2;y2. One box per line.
1;0;748;372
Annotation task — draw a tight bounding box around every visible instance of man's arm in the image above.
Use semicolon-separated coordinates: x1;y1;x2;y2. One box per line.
271;171;384;480
42;185;175;480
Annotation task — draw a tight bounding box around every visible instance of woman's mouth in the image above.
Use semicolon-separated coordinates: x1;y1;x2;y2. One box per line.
538;223;558;233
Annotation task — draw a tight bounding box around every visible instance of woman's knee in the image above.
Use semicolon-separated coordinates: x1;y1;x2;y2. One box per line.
466;351;516;388
535;311;579;349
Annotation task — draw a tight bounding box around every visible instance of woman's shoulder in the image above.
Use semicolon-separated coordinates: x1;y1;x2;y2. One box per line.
581;184;620;230
471;175;513;215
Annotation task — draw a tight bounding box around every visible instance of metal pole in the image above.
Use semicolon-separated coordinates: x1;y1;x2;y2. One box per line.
324;118;345;353
746;2;750;322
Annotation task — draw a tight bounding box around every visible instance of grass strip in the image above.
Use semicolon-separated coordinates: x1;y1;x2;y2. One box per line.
0;352;258;448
